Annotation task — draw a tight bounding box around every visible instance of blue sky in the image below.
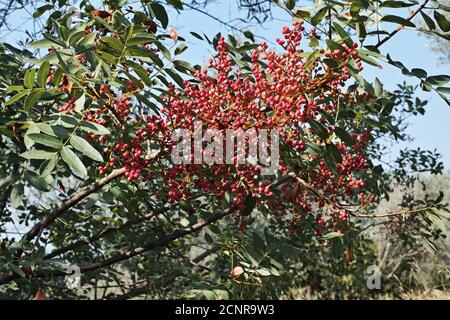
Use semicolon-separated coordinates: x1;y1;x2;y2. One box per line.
4;1;450;167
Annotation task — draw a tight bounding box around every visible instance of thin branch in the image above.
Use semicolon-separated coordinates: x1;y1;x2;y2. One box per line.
109;283;150;300
375;0;431;48
355;206;432;219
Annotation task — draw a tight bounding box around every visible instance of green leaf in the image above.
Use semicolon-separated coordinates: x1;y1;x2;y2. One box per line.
333;22;353;46
70;135;104;162
237;43;260;53
24;171;49;192
308;38;319;47
4;90;31;107
24;88;45;111
326;144;342;163
243;195;256;216
68;30;85;47
167;0;183;10
426;75;450;86
174;43;188;56
243;31;255;42
128;62;152;86
190;32;203;40
284;0;296;10
39;155;58;177
127;47;164;67
334;127;355;145
256;268;272;277
381;15;416;28
24;69;35;89
437;91;450;107
308;119;329;140
311;6;328;26
322;231;344;240
155;42;171;60
97;50;119;65
60;146;88;177
0;175;18;189
6;85;25;91
421;12;436;30
374;77;383;96
434;11;450;32
21;150;56;160
173;60;195;73
380;1;416;8
356;22;367;42
10;184;24;208
436;87;450;94
10;264;26;278
150;3;169;29
306;143;322;155
435;191;444;204
429;211;446;233
325;39;345;52
74;93;85;112
330;236;345;259
411;68;428;79
33;4;53;18
29;38;61;49
78;32;97;47
27;133;62;149
358;51;381;67
37;62;50;88
100;36;125;52
79;121;110;135
166;68;185;87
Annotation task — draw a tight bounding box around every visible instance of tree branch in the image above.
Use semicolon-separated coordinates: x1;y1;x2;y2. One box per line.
375;0;430;48
21;168;126;246
354;206;432;219
0;206;235;285
44;203;169;260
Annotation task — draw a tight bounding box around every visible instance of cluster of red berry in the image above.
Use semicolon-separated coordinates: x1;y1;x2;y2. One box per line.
62;22;376;233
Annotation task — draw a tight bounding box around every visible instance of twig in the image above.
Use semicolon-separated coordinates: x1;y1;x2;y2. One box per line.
13;168;126;262
355;206;432;219
375;0;430;48
181;1;273;43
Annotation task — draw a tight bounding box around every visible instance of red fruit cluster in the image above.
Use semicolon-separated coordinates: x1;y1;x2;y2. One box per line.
70;22;376;233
